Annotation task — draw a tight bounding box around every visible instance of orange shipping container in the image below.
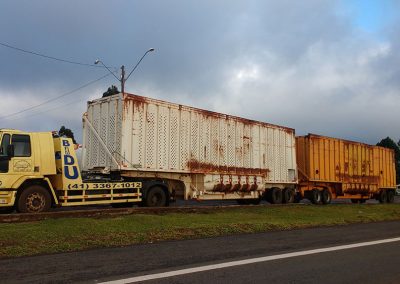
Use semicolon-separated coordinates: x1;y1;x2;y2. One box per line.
296;134;396;204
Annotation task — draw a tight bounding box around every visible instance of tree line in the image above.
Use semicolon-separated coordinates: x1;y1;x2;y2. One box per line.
377;137;400;184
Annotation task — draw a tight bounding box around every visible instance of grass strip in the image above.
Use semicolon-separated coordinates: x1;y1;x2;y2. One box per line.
1;204;400;258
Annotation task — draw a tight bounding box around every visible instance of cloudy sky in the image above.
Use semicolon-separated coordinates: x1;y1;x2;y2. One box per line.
0;0;399;144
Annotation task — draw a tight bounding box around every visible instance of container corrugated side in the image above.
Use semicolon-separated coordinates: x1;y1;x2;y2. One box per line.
84;93;297;184
296;134;396;190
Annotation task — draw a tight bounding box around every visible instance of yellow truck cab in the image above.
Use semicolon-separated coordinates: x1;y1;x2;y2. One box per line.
0;129;141;213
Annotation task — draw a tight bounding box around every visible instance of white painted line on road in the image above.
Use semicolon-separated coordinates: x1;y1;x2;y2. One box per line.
100;236;400;284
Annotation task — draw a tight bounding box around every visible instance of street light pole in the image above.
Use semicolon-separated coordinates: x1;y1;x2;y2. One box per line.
95;48;155;95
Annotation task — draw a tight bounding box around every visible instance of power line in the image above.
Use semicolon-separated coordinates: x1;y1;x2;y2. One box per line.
7;98;88;121
0;73;111;120
0;41;110;68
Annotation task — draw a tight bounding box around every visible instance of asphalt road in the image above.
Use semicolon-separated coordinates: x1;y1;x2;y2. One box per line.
139;241;400;284
1;221;400;283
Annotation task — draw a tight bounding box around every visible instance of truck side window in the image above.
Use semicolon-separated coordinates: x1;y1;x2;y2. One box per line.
12;134;31;157
0;134;11;156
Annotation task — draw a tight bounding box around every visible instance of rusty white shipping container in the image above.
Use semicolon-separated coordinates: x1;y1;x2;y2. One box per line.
82;93;297;200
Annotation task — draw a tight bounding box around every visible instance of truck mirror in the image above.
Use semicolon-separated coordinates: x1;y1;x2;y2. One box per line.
7;144;14;159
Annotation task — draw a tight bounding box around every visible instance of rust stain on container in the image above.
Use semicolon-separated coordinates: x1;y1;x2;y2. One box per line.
187;159;270;176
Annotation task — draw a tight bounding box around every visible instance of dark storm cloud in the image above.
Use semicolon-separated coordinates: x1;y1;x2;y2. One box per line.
0;0;399;144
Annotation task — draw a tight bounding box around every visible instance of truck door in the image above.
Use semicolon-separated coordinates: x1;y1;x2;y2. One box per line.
9;134;33;174
0;133;11;173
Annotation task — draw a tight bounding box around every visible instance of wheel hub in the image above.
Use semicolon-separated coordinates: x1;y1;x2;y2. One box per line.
26;193;45;212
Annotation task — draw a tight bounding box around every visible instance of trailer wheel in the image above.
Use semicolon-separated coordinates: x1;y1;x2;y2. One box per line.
282;188;295;203
387;190;395;203
321;189;332;205
351;199;359;204
270;188;282;204
378;190;387;204
145;186;167;207
310;189;321;205
17;185;51;213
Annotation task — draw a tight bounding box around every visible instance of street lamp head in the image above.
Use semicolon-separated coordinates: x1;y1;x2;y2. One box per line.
94;59;100;65
148;48;155;52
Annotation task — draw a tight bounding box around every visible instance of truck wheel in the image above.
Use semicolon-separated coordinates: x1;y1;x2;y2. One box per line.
351;199;359;204
378;190;387;204
310;189;321;205
17;185;51;213
282;188;295;203
270;188;282;204
386;191;395;203
145;186;167;207
321;189;332;205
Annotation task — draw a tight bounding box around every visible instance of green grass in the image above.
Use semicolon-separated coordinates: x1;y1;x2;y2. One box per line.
1;204;400;258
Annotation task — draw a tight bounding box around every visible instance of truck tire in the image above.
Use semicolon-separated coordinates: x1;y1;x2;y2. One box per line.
270;188;282;204
310;189;321;205
321;189;332;205
17;185;51;213
387;190;395;203
378;190;387;204
351;199;359;204
145;186;167;207
282;188;295;203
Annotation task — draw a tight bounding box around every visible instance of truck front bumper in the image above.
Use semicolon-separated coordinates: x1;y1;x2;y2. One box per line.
0;190;17;207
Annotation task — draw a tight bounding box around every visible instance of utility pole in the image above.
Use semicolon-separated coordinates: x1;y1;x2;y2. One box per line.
95;48;154;95
121;65;125;94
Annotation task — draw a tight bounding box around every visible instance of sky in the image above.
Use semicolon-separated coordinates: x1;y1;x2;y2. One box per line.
0;0;399;145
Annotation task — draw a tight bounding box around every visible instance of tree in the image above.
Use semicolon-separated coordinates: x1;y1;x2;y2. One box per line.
102;85;120;98
377;137;400;184
59;126;77;144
